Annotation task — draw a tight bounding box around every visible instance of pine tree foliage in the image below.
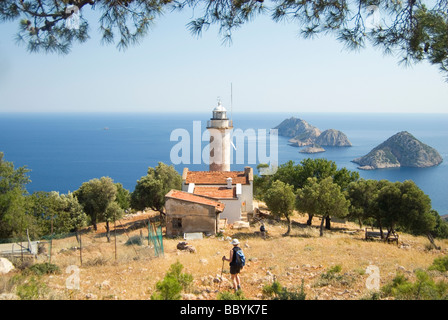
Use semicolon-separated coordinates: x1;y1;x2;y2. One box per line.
1;1;447;78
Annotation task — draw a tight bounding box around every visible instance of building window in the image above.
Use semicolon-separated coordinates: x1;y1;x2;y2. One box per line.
172;218;182;229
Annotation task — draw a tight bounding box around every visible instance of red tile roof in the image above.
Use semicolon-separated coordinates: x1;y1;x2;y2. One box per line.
184;170;250;185
193;186;236;199
165;189;225;212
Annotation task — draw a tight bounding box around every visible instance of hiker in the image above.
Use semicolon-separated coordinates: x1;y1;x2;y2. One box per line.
222;238;245;291
260;223;266;239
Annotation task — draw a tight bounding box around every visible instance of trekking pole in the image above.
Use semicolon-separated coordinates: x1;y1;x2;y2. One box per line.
218;258;225;290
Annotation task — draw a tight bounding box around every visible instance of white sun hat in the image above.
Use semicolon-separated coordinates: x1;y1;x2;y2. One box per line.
231;239;240;245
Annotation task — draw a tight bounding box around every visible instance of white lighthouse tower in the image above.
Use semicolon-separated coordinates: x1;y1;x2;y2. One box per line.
207;99;233;171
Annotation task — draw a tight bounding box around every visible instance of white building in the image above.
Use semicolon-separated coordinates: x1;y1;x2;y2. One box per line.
181;167;253;223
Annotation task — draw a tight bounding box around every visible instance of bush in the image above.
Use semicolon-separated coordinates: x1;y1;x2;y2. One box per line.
151;261;193;300
125;235;143;246
26;263;60;276
428;255;448;272
315;265;354;287
381;270;448;300
262;279;306;300
217;290;246;300
16;276;48;300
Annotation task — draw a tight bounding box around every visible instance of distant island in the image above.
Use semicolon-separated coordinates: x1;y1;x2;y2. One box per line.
299;144;326;154
353;131;443;170
274;117;352;151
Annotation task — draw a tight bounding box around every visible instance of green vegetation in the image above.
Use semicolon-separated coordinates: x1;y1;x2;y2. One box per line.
296;177;350;236
25;263;60;276
151;261;193;300
2;1;447;81
131;162;182;215
314;265;355;288
381;269;448;300
262;279;306;300
0;152;183;241
263;180;296;236
217;290;247;300
255;158;448;240
428;255;448;272
16;276;48;300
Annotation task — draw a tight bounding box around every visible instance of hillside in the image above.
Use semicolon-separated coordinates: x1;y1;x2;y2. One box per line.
1;205;447;301
353;131;443;170
274;117;351;148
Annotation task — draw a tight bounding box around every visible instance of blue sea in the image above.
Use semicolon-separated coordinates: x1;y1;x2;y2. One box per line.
0;112;447;215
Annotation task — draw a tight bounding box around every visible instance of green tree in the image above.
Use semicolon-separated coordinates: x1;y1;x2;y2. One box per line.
346;179;382;228
263;180;295;236
74;176;117;231
2;1;447;79
103;201;124;242
131;162;182;215
115;183;131;211
429;210;448;239
296;177;350;237
0;152;34;239
376;180;434;240
258;159;358;228
29;191;87;237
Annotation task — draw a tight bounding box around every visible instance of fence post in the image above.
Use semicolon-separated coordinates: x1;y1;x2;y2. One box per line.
114;221;117;262
79;232;82;267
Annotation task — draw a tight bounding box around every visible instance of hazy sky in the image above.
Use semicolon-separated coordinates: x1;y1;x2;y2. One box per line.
1;8;447;113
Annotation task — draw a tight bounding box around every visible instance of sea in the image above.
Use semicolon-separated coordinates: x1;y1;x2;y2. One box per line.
0;112;447;216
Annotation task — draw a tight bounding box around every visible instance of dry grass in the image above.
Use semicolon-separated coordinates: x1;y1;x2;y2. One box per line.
2;208;448;300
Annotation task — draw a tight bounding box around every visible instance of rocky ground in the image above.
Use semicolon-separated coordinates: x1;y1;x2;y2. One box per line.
1;208;447;301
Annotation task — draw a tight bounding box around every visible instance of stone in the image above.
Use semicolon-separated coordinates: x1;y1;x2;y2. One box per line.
0;258;15;274
177;241;196;253
233;221;250;229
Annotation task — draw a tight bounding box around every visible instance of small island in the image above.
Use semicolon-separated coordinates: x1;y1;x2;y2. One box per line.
352;131;443;170
299;144;326;154
275;117;352;151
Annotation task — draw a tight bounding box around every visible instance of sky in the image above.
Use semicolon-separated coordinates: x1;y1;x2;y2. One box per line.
0;6;448;114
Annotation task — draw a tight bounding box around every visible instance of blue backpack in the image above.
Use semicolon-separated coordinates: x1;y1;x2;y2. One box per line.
234;247;245;267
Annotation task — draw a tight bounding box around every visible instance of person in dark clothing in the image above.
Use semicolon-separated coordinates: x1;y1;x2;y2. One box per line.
260;223;266;239
222;238;243;291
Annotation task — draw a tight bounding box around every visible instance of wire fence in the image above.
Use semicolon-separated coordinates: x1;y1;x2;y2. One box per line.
0;218;164;268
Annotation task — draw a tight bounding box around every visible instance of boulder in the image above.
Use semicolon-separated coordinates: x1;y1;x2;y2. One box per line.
177;241;196;253
233;221;250;229
0;258;15;274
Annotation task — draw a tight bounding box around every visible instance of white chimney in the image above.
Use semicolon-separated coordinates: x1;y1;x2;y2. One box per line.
226;177;232;189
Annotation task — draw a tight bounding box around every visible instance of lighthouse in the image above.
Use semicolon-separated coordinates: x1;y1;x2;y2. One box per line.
206;100;233;171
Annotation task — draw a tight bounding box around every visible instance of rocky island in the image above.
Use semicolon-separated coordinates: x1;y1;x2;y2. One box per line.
352;131;443;170
274;117;352;149
299;144;326;154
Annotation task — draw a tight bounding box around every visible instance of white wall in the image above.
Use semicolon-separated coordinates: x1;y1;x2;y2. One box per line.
220;199;242;224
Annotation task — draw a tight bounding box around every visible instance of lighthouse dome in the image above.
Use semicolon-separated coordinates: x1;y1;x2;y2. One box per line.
213;101;227;112
212;101;228;120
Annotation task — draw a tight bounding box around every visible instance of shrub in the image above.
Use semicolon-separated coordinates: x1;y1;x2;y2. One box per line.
262;279;306;300
381;270;448;300
428;255;448;272
125;235;143;246
26;263;60;276
315;265;354;287
16;276;48;300
151;261;193;300
217;290;246;300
